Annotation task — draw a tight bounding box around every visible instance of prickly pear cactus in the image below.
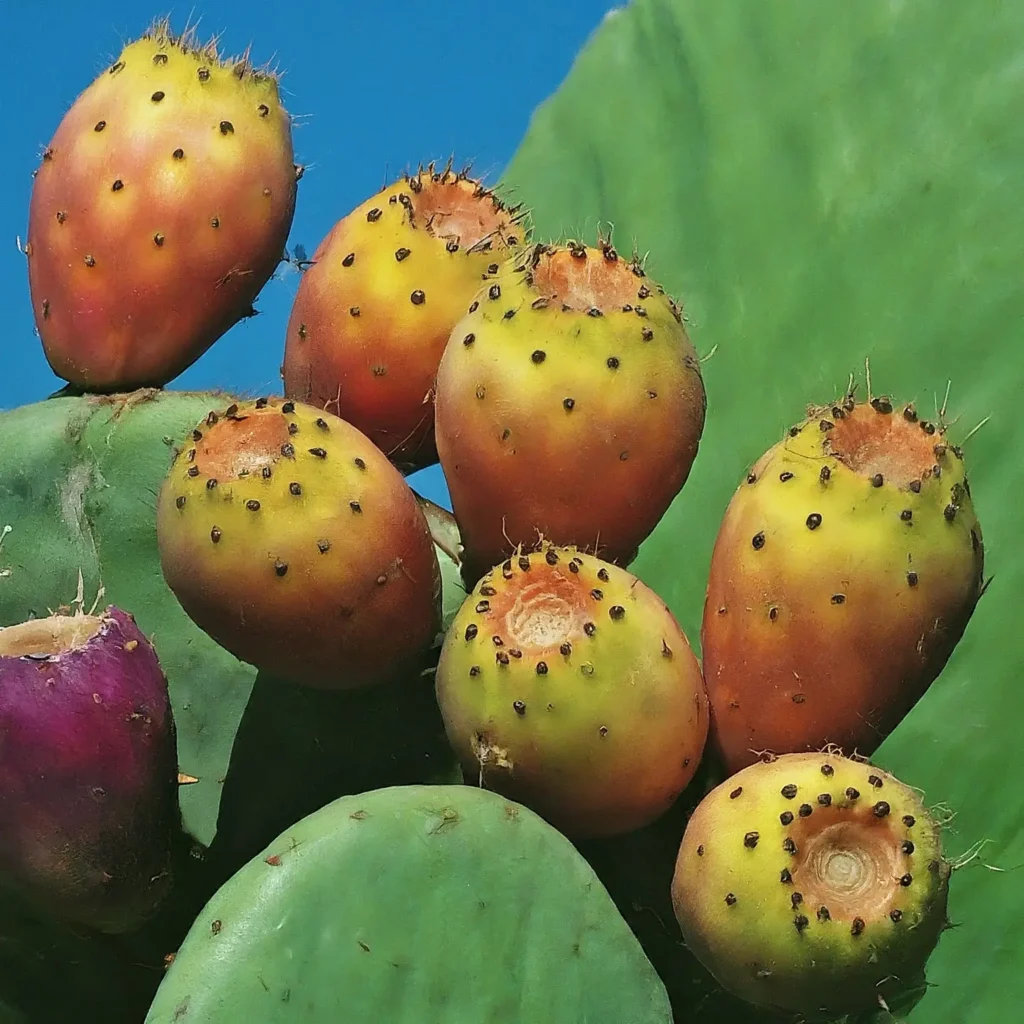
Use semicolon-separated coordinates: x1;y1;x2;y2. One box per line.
505;0;1023;1020
283;163;525;472
0;390;254;846
435;542;708;839
26;19;298;392
702;391;984;772
144;785;673;1023
671;752;950;1017
433;241;706;584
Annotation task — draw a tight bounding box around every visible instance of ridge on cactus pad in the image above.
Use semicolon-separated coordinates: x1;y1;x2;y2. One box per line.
701;386;984;773
156;396;442;690
283;161;526;473
671;752;951;1017
144;785;673;1023
25;19;299;392
435;541;709;838
433;239;707;586
0;601;179;934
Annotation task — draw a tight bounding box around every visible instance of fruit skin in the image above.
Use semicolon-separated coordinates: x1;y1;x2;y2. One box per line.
702;395;985;773
435;543;709;838
156;397;442;690
434;241;707;585
0;604;179;934
26;19;298;391
671;752;950;1017
283;163;525;472
144;785;673;1024
0;389;256;847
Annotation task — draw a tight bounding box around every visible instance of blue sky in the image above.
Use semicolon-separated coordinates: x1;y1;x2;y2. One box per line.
0;1;618;506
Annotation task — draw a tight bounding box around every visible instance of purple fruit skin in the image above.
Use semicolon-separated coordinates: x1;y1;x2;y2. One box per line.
0;605;179;933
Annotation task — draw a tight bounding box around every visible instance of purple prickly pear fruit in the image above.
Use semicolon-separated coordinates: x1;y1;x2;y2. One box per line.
435;542;709;838
0;600;179;933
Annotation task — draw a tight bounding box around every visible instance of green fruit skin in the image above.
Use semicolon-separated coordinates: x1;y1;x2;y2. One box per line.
144;785;673;1024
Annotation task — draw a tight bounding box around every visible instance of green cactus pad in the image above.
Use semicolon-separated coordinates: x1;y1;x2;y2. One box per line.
0;389;255;845
144;784;672;1024
505;0;1022;1019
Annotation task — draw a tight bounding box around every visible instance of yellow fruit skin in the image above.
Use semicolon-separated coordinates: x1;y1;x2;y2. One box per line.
702;400;984;773
27;24;297;391
156;397;441;690
671;752;950;1017
283;169;523;472
435;544;709;839
434;244;706;584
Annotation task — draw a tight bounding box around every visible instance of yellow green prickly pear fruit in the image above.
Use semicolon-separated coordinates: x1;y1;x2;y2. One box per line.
671;751;951;1017
702;388;985;774
156;397;441;691
26;19;299;392
435;541;709;839
433;239;707;586
283;161;526;472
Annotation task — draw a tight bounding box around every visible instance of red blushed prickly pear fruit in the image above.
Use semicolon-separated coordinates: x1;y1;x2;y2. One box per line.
702;389;985;774
435;542;709;839
155;397;441;691
282;162;525;473
671;752;951;1017
26;19;299;392
434;240;707;586
0;601;179;934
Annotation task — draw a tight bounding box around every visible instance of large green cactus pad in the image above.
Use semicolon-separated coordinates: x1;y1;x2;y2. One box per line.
144;784;672;1024
504;1;1021;1021
0;390;255;845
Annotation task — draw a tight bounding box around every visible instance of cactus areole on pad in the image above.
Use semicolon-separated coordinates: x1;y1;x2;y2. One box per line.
283;162;526;473
671;752;951;1017
156;397;441;690
0;603;179;934
25;20;298;391
702;392;984;772
435;541;709;838
433;240;707;585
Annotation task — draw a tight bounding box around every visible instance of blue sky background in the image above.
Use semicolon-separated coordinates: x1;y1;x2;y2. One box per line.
0;1;619;507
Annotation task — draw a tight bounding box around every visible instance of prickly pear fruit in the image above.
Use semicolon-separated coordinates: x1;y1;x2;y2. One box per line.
671;751;951;1017
0;600;179;934
433;241;707;585
26;19;298;391
702;390;985;773
156;396;441;690
282;163;525;472
144;785;673;1023
434;542;709;838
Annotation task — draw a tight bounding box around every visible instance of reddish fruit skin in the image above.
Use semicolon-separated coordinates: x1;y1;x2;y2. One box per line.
283;167;522;472
156;398;442;690
25;25;297;391
0;606;179;933
434;243;706;585
702;399;984;773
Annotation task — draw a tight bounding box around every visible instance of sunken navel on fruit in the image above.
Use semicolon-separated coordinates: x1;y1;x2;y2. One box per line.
434;540;709;838
433;237;707;587
155;396;441;690
282;159;526;473
671;751;951;1017
701;380;985;773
